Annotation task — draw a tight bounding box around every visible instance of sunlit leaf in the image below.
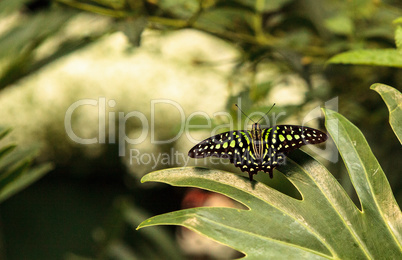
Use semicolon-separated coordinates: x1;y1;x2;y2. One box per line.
395;26;402;51
370;83;402;144
323;108;402;248
328;49;402;68
158;0;199;18
324;15;354;35
57;0;128;17
394;17;402;24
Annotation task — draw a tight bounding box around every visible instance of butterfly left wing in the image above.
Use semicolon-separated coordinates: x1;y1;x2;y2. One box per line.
260;125;327;178
188;130;259;180
271;125;327;154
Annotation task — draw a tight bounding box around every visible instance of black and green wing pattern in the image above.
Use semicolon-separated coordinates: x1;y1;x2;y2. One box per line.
188;130;268;177
188;124;327;181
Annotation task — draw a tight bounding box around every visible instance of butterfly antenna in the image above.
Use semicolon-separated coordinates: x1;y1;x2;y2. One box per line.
257;103;276;123
235;104;255;123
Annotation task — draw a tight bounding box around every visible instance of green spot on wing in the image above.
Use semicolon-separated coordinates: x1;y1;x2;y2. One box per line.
230;140;236;148
279;135;285;142
264;128;272;142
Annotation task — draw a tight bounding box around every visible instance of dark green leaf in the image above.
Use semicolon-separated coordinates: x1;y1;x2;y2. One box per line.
0;128;11;140
197;8;254;34
0;131;53;203
0;163;52;203
0;144;17;160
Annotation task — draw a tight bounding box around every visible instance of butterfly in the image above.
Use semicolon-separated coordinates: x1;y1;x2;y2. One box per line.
188;104;328;181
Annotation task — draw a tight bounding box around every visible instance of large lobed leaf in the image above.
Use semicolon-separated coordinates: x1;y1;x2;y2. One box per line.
138;108;402;259
370;83;402;144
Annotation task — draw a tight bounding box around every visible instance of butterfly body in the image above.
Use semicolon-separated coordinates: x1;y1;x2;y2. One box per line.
188;124;327;181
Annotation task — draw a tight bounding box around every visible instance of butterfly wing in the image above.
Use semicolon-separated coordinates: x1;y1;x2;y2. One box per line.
260;125;327;178
188;125;327;181
188;130;241;159
271;125;327;154
188;130;259;179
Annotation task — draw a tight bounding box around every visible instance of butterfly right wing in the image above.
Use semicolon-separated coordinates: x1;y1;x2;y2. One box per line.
188;130;244;159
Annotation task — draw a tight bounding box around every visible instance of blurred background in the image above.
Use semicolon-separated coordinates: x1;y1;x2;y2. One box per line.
0;0;401;259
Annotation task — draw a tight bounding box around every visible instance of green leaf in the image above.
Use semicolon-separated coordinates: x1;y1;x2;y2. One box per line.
158;0;199;18
328;49;402;68
0;145;40;175
0;128;16;159
370;83;402;144
0;129;53;203
138;109;402;258
0;10;74;59
139;167;333;259
0;144;17;159
323;108;402;249
396;26;402;51
57;0;128;17
394;17;402;25
0;144;53;203
324;15;354;35
0;127;11;140
0;163;52;203
197;8;254;34
234;0;293;12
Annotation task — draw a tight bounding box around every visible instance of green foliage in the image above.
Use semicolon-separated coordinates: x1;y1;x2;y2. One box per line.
138;89;402;258
237;0;293;13
0;0;111;90
327;49;402;68
328;21;402;68
0;128;53;203
1;1;401;259
371;83;402;144
395;26;402;50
